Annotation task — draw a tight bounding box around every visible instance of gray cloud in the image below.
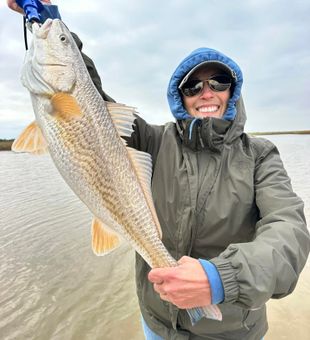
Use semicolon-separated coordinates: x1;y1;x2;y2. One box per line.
0;0;309;138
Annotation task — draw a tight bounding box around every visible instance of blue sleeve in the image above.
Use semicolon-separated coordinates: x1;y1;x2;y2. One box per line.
198;259;224;304
16;0;61;23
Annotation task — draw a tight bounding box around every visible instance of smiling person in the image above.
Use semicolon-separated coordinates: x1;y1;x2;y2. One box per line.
133;48;309;340
7;2;310;340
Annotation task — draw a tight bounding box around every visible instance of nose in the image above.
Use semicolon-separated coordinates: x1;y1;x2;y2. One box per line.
199;82;214;98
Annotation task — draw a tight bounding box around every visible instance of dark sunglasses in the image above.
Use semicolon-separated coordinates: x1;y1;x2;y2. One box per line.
179;74;232;97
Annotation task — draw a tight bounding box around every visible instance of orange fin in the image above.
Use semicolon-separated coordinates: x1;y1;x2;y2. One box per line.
11;121;48;155
51;92;82;120
91;217;121;255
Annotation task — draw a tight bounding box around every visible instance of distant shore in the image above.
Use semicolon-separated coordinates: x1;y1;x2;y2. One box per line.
1;130;309;151
250;130;310;136
0;139;14;151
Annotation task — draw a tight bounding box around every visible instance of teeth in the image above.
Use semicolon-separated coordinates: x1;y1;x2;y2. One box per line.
198;106;218;113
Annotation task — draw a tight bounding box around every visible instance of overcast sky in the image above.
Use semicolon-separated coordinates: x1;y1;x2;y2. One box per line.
0;0;309;138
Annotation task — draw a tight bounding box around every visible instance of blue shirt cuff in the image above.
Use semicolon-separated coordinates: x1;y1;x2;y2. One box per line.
198;258;224;304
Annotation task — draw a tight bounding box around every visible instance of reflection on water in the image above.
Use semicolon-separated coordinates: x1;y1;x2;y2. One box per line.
0;135;309;340
0;153;143;340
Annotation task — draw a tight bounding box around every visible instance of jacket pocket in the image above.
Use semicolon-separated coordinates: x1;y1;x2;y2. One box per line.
242;306;265;331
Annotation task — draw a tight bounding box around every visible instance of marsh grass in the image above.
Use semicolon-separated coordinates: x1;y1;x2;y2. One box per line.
250;130;310;136
0;139;14;151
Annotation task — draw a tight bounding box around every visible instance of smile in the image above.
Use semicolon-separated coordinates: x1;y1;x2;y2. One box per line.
197;106;219;113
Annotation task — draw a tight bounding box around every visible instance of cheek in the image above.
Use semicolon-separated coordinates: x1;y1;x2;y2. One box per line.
182;96;193;112
220;92;230;106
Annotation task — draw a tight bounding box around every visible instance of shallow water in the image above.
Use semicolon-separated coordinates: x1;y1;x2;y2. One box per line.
0;135;309;340
0;152;143;340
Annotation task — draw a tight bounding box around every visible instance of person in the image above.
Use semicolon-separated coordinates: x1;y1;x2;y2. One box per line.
8;2;310;339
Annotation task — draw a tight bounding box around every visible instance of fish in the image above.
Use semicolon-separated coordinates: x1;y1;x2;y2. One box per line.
12;18;222;324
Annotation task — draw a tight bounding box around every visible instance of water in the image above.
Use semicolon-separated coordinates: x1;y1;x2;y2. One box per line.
0;135;309;340
265;135;310;220
0;153;143;340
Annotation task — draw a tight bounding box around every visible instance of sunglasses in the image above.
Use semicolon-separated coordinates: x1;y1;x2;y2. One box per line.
179;74;232;97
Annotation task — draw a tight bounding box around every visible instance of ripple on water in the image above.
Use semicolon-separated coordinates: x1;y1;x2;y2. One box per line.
0;152;143;340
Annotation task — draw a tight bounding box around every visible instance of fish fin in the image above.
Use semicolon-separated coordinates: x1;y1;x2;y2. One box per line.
91;217;121;255
106;102;137;138
11;121;48;155
106;102;163;239
51;92;83;120
127;147;163;240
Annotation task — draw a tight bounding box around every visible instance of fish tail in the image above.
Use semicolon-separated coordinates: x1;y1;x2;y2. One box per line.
186;304;222;325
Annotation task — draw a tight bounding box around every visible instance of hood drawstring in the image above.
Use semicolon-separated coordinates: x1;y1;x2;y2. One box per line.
189;118;200;140
176;117;233;152
189;118;205;149
197;123;205;148
177;119;206;150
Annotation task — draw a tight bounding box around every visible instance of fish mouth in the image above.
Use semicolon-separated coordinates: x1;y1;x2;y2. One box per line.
32;19;53;38
38;62;67;67
33;18;65;39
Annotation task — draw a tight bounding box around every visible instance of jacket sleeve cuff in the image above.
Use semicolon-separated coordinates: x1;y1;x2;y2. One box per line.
210;257;239;303
198;259;224;304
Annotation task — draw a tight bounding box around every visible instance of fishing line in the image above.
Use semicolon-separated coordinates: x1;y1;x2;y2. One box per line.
23;16;28;50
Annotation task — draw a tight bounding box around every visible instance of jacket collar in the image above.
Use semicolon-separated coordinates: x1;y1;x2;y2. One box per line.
176;97;246;152
177;118;231;152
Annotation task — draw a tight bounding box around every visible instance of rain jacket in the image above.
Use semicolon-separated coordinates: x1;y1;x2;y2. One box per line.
81;44;310;339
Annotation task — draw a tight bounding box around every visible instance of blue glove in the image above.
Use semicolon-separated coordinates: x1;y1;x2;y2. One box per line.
38;3;61;22
16;0;61;23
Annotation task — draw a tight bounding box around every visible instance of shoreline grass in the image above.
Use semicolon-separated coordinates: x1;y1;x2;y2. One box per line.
249;130;310;136
0;139;14;151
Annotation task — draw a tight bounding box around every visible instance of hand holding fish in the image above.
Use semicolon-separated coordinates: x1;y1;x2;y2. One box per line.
148;256;212;309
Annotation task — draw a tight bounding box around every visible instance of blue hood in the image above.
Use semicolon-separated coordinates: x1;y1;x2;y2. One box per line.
167;47;243;120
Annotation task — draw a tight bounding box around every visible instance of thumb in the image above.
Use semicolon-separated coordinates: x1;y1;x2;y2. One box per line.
177;255;192;265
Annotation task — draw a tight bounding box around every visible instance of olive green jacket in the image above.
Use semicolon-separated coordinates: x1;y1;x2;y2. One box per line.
78;39;309;340
127;99;309;340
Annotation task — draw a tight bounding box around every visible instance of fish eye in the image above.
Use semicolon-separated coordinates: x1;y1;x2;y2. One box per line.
59;34;67;42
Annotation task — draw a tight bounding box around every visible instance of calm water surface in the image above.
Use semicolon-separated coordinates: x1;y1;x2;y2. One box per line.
0;152;143;340
0;135;309;340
